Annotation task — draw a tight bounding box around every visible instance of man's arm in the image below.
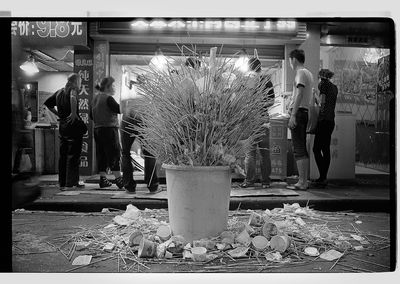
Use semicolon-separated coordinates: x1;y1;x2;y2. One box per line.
107;96;121;114
43;92;59;117
68;89;79;122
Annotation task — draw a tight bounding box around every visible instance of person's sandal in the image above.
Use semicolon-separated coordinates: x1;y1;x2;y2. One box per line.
99;176;112;188
287;182;309;190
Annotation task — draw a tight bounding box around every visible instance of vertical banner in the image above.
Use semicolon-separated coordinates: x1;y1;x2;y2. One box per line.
74;51;93;176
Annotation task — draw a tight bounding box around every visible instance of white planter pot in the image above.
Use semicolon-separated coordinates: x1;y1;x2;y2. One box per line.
163;164;231;243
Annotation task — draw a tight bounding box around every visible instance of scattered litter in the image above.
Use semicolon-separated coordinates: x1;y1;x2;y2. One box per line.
235;230;251;246
270;235;291;253
251;236;269;251
15;209;26;212
191;247;207;262
101;208;110;213
320;250;343;261
351;234;365;242
129;230;143;247
104;224;117;229
295;217;306;226
228;247;249;258
304;247;320;256
72;255;92;266
156;225;172;242
40;203;388;273
355;220;362;224
103;243;115;252
265;251;282;262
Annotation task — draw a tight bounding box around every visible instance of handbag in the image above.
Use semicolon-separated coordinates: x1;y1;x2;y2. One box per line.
306;102;319;134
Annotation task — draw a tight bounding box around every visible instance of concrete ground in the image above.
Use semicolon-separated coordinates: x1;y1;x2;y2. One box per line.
24;165;392;213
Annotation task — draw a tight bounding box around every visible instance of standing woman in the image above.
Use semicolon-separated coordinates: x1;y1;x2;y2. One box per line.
44;73;85;189
90;77;124;189
312;69;338;186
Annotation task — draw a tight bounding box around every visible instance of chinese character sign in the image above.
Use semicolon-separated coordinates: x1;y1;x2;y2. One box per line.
74;52;93;175
11;21;87;46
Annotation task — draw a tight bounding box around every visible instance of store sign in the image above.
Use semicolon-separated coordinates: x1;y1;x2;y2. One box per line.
11;21;87;46
74;52;93;175
128;19;298;34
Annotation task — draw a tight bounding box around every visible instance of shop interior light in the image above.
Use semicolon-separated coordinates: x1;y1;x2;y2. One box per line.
20;55;39;76
277;20;296;30
131;20;149;28
149;47;169;71
224;20;240;29
264;21;271;30
242;21;259;29
26;84;31;90
234;49;249;73
150;20;167;28
187;20;198;29
167;20;185;28
205;20;222;29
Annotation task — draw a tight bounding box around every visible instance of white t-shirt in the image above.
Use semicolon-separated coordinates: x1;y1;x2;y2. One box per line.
289;67;314;110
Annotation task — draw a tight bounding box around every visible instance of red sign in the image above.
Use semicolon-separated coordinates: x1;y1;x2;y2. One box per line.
11;21;87;46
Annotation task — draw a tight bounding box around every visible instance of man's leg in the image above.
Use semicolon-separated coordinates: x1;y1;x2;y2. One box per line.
120;117;137;191
258;129;271;187
242;144;257;186
58;135;68;187
65;136;82;187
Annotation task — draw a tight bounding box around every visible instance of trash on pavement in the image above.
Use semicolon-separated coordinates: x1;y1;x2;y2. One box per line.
72;255;92;266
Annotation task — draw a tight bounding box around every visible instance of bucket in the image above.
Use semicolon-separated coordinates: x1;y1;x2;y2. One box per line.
163;164;231;243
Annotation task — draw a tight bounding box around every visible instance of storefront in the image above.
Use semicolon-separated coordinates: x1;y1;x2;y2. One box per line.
11;21;93;175
12;19;393;180
89;19;319;178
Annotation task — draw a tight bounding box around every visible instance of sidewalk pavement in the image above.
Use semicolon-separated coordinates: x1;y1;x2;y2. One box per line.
25;166;392;213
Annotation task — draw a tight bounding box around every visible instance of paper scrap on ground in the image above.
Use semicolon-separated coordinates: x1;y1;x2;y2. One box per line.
319;250;343;261
72;255;92;265
351;234;365;241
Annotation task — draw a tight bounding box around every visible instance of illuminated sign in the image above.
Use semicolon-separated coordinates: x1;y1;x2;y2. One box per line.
11;21;87;46
129;19;297;33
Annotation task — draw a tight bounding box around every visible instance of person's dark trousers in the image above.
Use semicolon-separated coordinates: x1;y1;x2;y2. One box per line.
120;114;158;190
59;134;83;187
312;119;335;180
94;127;121;172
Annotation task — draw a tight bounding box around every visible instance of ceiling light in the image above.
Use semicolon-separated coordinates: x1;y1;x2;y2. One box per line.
20;55;39;76
224;21;240;29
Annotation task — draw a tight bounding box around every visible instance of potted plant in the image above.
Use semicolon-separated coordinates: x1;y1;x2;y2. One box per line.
125;46;274;242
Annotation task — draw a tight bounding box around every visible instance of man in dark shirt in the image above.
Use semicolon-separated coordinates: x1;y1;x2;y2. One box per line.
312;69;338;186
44;73;84;189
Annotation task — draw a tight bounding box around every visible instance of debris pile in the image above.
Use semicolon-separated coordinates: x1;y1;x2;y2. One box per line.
44;203;390;272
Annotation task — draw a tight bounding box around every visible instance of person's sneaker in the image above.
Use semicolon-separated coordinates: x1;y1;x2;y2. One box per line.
74;182;85;188
114;176;124;189
148;183;161;194
99;176;112;188
124;180;137;193
239;181;255;188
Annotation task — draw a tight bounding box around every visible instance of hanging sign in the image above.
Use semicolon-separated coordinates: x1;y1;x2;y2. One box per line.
74;51;93;175
11;21;87;46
